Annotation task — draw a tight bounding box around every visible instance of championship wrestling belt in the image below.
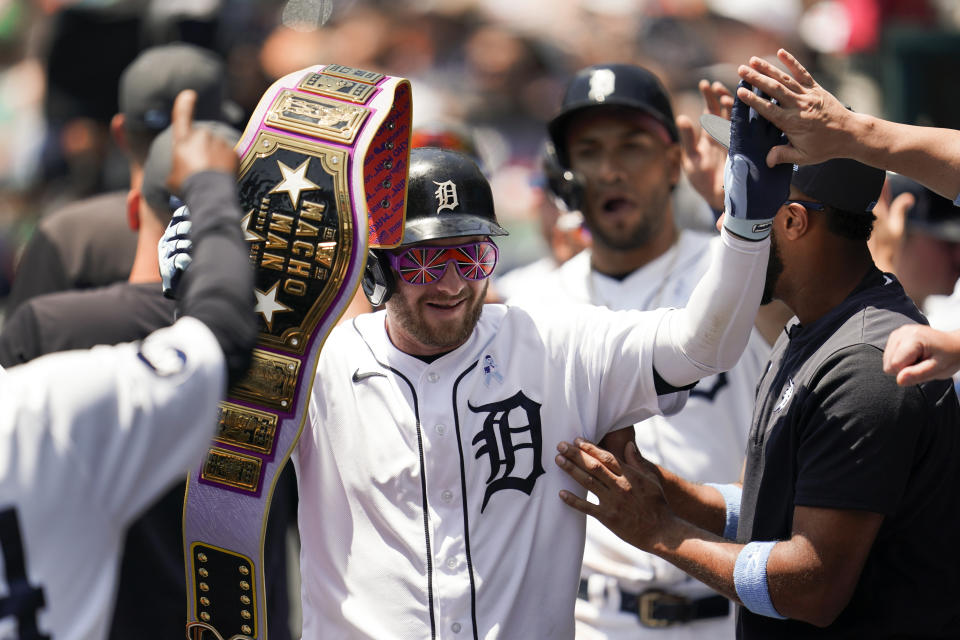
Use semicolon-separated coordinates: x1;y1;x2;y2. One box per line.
183;64;411;640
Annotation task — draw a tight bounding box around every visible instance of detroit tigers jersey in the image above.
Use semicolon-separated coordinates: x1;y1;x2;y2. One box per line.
0;316;225;640
509;230;768;638
295;302;686;639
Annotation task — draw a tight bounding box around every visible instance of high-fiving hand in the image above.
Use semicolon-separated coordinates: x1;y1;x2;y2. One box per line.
721;81;793;241
735;49;854;169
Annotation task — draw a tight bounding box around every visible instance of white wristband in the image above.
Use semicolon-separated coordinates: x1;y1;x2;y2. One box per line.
705;482;741;540
734;541;787;619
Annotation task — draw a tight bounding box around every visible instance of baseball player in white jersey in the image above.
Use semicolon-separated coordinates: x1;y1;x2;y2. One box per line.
292;124;785;638
512;235;766;638
507;64;770;638
0;90;255;640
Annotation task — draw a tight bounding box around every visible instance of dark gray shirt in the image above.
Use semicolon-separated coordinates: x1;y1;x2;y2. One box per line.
738;269;960;638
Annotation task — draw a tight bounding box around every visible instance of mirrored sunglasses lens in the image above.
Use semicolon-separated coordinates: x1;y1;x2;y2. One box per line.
396;248;448;284
454;242;497;280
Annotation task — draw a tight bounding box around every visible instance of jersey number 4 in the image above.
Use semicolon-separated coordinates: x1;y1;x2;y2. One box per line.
0;508;49;640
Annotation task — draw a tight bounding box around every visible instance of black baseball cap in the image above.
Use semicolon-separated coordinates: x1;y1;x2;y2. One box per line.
701;113;885;214
548;64;679;163
887;173;960;242
119;43;240;133
141;120;241;218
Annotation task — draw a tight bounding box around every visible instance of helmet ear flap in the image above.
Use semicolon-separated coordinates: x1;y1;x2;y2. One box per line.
362;249;395;307
542;141;586;214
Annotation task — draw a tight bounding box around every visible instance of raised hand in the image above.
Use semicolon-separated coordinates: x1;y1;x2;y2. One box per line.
721;81;793;241
166;89;239;194
867;185;912;273
736;49;854;169
678;79;735;211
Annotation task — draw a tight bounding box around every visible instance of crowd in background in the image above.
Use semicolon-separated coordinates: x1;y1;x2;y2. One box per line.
0;0;957;303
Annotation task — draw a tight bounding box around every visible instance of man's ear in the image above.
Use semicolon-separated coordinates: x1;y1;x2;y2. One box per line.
126;188;141;231
781;201;810;240
111;113;127;151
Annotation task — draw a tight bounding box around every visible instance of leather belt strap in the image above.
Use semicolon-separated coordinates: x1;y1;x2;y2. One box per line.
578;579;730;628
183;63;412;640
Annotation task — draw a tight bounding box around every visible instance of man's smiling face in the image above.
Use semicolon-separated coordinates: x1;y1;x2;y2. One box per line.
385;235;489;356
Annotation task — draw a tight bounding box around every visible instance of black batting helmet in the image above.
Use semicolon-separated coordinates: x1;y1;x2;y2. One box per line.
547;63;678;167
362;147;508;306
402;146;507;244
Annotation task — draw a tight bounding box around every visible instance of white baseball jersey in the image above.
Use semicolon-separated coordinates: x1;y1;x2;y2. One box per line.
509;230;769;640
0;316;225;640
295;303;687;639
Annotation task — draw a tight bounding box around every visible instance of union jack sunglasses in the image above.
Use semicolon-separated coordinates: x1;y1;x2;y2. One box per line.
387;240;499;285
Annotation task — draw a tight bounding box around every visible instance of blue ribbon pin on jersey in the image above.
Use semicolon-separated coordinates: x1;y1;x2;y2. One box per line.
483;355;503;387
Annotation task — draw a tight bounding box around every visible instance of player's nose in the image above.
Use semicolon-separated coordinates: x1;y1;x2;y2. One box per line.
433;262;465;293
597;152;625;184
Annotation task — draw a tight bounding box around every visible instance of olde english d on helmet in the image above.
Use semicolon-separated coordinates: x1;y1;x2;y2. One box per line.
363;146;508;305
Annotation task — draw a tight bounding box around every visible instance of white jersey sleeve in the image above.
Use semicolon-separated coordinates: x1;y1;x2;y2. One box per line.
3;315;226;522
0;315;225;640
653;227;769;386
514;303;680;436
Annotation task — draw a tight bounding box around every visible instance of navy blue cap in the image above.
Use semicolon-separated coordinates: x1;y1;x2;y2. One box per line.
119;43;240;132
791;159;885;214
549;64;678;163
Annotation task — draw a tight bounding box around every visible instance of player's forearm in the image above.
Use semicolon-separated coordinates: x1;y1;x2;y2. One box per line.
656;465;728;536
648;515;743;602
652;228;768;386
178;170;256;386
847;113;960;202
651;521;858;626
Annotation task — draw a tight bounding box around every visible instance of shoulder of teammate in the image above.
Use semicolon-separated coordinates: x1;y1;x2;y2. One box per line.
0;315;225;523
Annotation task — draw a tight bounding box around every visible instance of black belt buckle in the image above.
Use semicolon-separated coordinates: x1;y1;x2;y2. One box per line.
637;589;689;628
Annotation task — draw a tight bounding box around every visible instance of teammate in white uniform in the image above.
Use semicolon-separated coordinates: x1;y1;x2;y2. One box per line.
513;236;767;638
293;131;785;638
508;64;769;638
0;90;255;640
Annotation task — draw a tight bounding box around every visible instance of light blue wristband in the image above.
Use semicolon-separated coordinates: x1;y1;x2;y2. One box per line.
704;482;741;540
954;191;960;207
734;541;787;619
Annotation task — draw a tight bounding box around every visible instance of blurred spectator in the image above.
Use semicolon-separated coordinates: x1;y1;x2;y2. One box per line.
5;42;238;315
879;174;960;311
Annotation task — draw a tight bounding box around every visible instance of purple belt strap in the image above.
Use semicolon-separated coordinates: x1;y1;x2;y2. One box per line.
183;63;411;640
